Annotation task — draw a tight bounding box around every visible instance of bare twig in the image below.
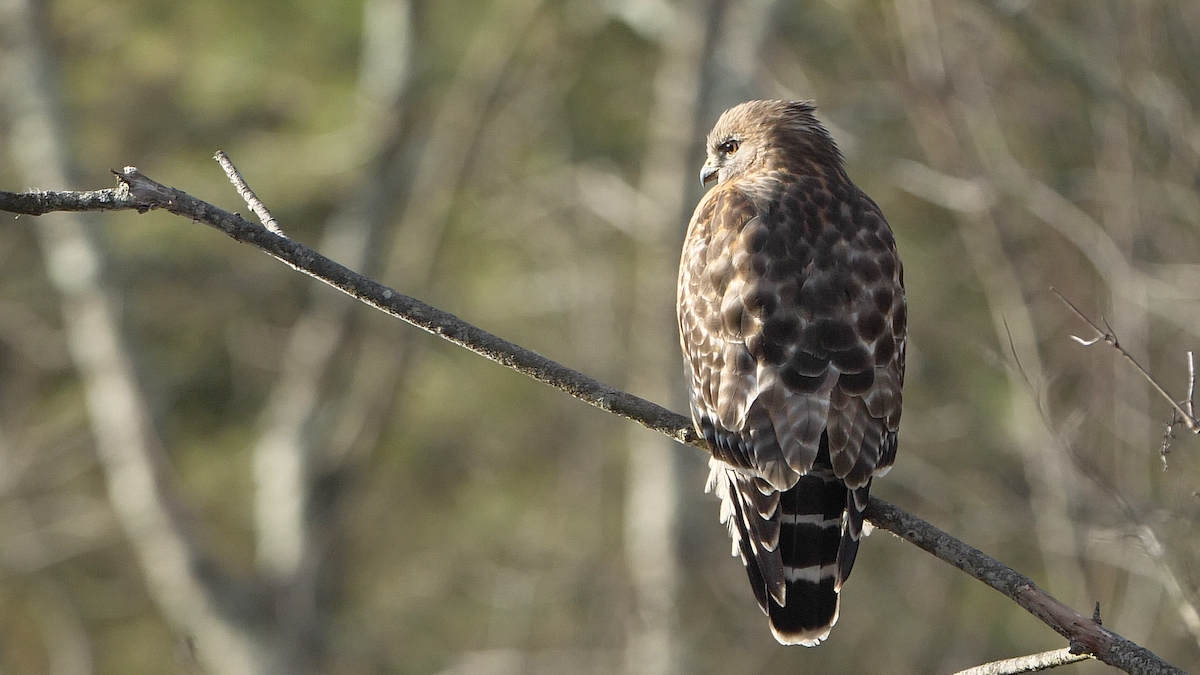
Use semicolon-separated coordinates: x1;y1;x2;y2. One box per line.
1187;351;1195;421
0;174;1189;675
1159;351;1197;468
1054;287;1200;433
950;648;1091;675
0;188;136;215
214;150;285;236
1160;411;1179;469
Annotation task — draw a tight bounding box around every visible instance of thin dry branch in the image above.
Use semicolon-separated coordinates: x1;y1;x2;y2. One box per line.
1187;351;1195;421
950;648;1092;675
0;170;1187;675
866;501;1179;674
1054;288;1200;434
0;187;137;214
215;150;284;236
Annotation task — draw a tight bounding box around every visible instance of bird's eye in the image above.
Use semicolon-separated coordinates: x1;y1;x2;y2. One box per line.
719;139;740;155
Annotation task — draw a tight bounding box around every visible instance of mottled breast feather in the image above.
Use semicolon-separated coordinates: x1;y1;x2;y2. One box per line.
678;99;905;647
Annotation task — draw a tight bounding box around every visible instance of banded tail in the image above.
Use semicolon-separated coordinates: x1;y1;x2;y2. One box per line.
708;439;871;646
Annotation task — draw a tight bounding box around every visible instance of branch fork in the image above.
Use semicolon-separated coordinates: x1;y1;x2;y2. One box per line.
1054;288;1200;469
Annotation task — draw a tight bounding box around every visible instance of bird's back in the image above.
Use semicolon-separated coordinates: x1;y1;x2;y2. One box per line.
678;100;905;645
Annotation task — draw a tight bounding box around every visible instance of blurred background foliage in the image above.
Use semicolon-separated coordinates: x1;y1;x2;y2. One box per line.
1;0;1200;673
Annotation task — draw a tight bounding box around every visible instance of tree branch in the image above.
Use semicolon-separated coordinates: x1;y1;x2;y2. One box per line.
0;187;137;215
865;501;1182;674
1053;288;1200;434
215;150;285;236
950;648;1091;675
0;170;1186;675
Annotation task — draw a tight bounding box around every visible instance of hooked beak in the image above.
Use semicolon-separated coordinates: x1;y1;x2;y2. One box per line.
700;162;718;187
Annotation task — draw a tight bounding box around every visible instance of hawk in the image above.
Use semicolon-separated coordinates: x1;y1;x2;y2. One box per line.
677;100;905;645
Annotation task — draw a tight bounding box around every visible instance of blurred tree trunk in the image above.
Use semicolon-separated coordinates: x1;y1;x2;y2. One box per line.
620;1;712;671
0;0;278;673
250;0;414;670
307;0;548;492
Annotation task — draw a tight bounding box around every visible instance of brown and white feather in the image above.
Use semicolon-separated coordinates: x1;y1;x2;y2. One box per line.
678;100;905;646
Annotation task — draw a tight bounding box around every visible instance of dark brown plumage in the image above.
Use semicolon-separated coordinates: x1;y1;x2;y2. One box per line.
677;100;906;645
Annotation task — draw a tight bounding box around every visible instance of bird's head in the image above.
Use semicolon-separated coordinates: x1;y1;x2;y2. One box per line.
700;99;840;188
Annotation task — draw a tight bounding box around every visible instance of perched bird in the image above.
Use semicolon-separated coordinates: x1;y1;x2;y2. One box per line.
677;100;906;645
